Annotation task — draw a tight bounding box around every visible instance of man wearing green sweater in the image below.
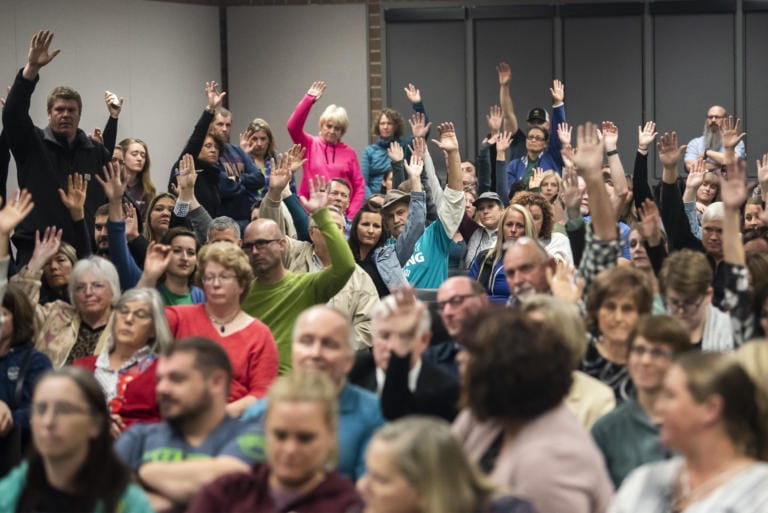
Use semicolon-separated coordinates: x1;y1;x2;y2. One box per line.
241;174;355;372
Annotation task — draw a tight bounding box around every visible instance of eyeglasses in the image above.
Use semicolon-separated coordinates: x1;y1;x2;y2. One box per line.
665;295;705;314
527;135;546;142
31;401;92;419
437;294;478;311
629;345;674;360
242;239;280;251
201;273;238;285
116;305;152;319
74;282;107;295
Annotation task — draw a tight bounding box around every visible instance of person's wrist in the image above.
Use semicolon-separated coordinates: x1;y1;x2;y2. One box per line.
605;146;618;154
69;208;84;221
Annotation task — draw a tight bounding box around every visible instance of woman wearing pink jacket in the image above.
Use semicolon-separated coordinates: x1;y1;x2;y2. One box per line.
287;81;365;216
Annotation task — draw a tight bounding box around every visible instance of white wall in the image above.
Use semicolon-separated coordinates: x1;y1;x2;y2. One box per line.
0;0;220;195
226;4;369;180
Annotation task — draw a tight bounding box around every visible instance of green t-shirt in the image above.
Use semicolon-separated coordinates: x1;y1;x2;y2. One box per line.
159;286;193;306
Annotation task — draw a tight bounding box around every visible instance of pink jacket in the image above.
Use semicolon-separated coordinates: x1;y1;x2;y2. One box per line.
287;94;365;216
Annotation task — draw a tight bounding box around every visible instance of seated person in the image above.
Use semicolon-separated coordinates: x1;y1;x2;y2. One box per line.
591;315;691;487
243;305;385;480
188;371;363;513
349;286;458;421
115;337;264;512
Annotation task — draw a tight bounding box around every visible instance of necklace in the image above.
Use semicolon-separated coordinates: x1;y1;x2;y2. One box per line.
672;460;753;510
207;309;241;334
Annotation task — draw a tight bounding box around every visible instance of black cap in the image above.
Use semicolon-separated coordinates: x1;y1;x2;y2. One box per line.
527;108;550;124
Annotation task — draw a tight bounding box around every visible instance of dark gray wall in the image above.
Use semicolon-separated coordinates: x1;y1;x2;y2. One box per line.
384;2;768;182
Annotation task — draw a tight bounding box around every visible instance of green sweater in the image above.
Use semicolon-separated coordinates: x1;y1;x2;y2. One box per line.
241;208;355;373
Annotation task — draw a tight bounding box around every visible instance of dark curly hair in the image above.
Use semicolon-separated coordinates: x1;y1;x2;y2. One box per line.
585;265;653;337
374;108;405;140
510;190;554;240
462;306;573;422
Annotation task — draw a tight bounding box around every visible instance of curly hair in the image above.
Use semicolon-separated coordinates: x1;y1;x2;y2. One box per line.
511;190;554;240
374;108;405;140
585;265;653;337
462;306;573;422
195;242;254;302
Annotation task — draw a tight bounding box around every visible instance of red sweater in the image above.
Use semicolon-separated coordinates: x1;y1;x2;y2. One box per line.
166;304;279;401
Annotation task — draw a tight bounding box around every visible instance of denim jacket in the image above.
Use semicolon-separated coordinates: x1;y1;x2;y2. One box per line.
374;191;426;288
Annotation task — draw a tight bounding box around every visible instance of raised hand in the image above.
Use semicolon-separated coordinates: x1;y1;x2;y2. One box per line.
104;90;124;118
404;154;424;182
431;122;459;153
557;122;572;146
300;175;329;213
267;154;292;195
550;79;565;104
497;62;511;86
721;116;746;150
685;158;706;192
496;130;514;153
637;121;657;151
142;242;172;282
205;81;226;111
637;198;662;246
720;155;747;210
96;160;127;203
176;153;198;200
409;136;427;160
27;30;60;69
388;141;404;163
239;129;254;152
124;202;140;242
89;128;104;145
545;261;585;304
403;83;421;104
29;226;63;272
657;132;686;169
0;190;34;236
286;144;308;172
570;123;604;176
528;168;545;189
307;81;326;99
757;153;768;187
561;165;582;212
601;121;619;151
409;112;431;139
487;105;503;135
57;173;87;220
382;285;427;356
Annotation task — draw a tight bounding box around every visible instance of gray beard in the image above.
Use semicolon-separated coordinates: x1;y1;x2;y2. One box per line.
703;124;722;151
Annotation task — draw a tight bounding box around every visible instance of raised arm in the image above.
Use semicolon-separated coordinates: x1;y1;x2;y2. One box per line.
497;63;519;134
570;123;615;241
22;30;60;81
101;90;123;155
657;132;702;252
601;121;629;199
432;122;462;191
632;121;657;209
287;81;325;147
0;190;34;261
57;173;91;258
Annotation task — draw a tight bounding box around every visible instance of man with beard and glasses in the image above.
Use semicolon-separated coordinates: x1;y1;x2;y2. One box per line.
115;337;264;512
684;105;746;172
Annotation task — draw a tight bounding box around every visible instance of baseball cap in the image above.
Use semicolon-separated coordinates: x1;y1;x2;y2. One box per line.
473;192;503;207
527;108;550;124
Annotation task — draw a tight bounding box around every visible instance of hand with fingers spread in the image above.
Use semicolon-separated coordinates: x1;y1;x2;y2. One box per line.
432;122;459;153
96;160;127;204
205;81;226;111
721;116;746;150
487;105;503;136
307;81;326;99
404;154;424;193
570;123;604;177
497;62;512;86
403;83;421;104
657;132;687;173
267;154;292;201
301;175;329;214
104;90;124;119
0;190;35;238
528;168;545;190
637;198;662;247
240;129;257;154
382;285;428;357
546;261;584;304
720;155;748;211
683;158;706;202
601;121;619;152
637;121;657;153
286;144;308;173
409;112;431;139
561;165;583;215
28;226;63;273
495;130;514;154
388;141;404;163
557;122;572;147
58;172;87;221
550;79;565;105
24;30;61;79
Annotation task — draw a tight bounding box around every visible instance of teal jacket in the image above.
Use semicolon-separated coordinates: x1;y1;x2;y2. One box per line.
0;462;155;513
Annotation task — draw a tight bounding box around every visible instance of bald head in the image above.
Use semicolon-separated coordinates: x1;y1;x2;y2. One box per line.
504;237;554;301
243;218;286;277
292;305;354;388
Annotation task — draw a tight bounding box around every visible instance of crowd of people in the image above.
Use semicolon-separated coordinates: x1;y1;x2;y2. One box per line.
0;28;766;513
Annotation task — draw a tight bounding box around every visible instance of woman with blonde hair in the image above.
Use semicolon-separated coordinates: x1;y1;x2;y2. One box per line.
359;416;535;513
612;352;768;512
188;371;363;513
511;190;573;264
287;81;365;216
468;204;536;303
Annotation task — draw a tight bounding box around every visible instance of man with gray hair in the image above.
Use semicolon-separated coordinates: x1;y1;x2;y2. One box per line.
243;305;384;480
348;286;459;421
684;105;746;172
207;215;241;246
